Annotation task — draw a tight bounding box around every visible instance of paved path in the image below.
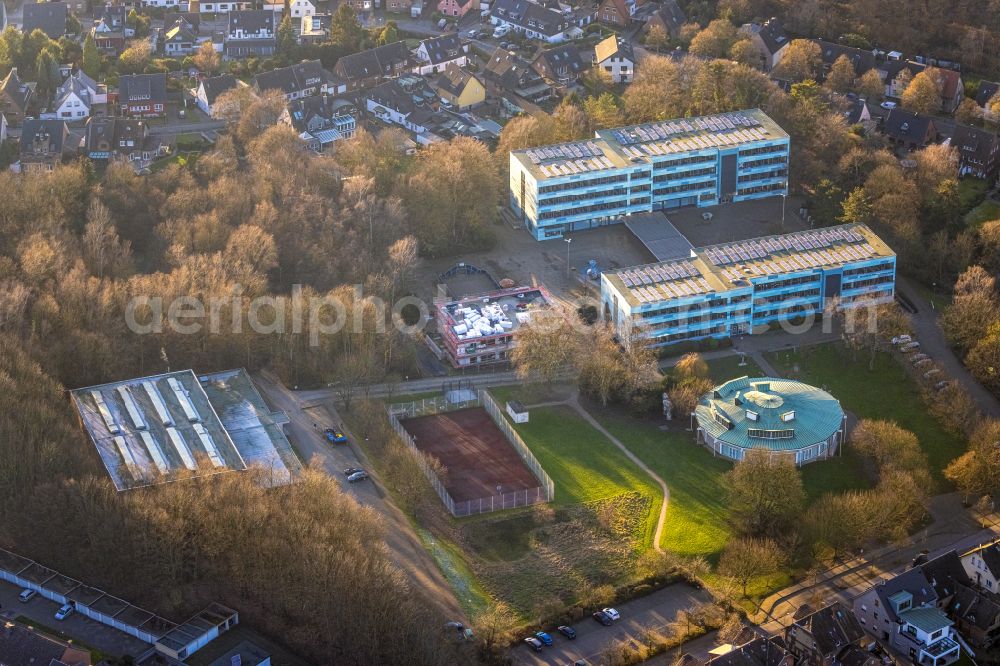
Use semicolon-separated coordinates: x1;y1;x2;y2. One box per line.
896;275;1000;419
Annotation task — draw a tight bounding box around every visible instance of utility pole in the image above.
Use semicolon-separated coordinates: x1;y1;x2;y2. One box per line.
564;237;573;286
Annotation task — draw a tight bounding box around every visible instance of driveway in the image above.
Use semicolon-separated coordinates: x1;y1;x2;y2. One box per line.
252;371;464;620
511;583;711;665
0;580;150;658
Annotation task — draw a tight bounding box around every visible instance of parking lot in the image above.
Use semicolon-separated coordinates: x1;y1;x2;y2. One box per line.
0;579;150;658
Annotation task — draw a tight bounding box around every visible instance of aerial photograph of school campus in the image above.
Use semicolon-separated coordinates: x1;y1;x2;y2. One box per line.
5;0;1000;664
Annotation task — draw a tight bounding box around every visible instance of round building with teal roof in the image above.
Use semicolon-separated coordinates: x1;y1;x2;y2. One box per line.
693;376;846;466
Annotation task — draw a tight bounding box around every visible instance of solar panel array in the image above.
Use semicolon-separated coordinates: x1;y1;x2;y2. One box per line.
615;260;714;303
523;141;618;177
704;227;881;281
612;112;766;150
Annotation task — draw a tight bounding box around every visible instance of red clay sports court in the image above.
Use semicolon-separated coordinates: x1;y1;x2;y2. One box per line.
399;407;540;502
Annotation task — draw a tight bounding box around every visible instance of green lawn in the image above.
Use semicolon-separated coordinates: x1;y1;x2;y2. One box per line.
958;177;990;212
965;200;1000;229
496;403;661;548
704;354;766;383
588;411;733;560
767;344;965;483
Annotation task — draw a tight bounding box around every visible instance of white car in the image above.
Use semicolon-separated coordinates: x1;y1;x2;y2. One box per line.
892;335;912;345
880;100;897;109
55;604;74;620
18;589;37;602
493;25;510;38
602;607;621;621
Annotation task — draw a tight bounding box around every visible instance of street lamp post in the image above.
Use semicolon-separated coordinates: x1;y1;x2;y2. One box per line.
781;192;787;230
565;237;573;285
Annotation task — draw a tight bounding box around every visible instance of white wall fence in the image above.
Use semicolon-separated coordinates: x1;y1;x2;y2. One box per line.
386;390;555;517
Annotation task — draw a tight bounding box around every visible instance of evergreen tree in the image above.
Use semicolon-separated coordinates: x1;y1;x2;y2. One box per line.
82;33;100;79
276;14;296;63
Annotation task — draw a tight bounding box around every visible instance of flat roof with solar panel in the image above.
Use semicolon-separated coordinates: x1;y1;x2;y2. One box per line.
72;368;301;491
604;223;894;308
512;109;788;182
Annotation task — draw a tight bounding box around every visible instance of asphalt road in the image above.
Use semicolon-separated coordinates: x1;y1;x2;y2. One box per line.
252;371;465;621
511;583;711;665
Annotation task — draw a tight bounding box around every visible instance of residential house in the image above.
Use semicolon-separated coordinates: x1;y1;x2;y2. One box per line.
705;636;793;666
532;43;588;87
333;41;410;90
853;556;962;666
642;0;686;39
433;64;485;109
53;70;103;121
224;10;276;58
160;19;199;56
0;68;33;126
490;0;567;44
944;582;1000;649
289;0;317;16
482;46;552;112
0;622;91;666
383;0;413;12
961;539;1000;592
253;60;343;100
813;40;876;78
163;11;201;32
83;116;167;165
950;125;1000;180
282;94;357;151
22;1;68;40
880;108;937;151
845;97;872;128
785;603;878;666
16;119;70;172
366;79;433;137
933;68;964;114
597;0;631;28
94;5;129;32
413;34;467;75
975;80;999;121
145;0;183;8
594;34;635;83
739;17;789;71
437;0;476;18
299;13;330;44
879;60;925;99
194;0;254;13
92;17;126;54
342;0;374;11
117;73;168;117
195;74;240;116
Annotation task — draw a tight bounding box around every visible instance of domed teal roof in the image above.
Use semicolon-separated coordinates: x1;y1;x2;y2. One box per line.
694;376;844;451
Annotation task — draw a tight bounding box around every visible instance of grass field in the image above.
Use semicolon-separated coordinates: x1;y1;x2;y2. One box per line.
703;354;765;382
500;404;661;548
965;200;1000;229
767;343;965;483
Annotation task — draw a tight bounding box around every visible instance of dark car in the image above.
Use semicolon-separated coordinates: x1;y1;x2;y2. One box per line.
324;428;348;444
343;467;363;476
592;611;612;626
558;625;577;639
524;636;544;651
535;630;553;646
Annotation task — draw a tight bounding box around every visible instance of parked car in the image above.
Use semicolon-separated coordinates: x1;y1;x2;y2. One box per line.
900;341;921;352
892;334;912;345
910;353;929;363
913;358;933;367
524;636;544;651
493;25;510;38
18;589;36;602
535;631;553;646
55;604;74;620
880;100;897;109
592;611;613;626
558;625;577;639
324;428;348;444
934;380;952;392
343;467;363;476
347;470;369;482
923;368;941;379
602;607;621;621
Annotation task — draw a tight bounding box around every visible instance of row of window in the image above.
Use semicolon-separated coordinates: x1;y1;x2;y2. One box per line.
739;155;787;170
652;180;716;197
538;199;627;220
738;143;788;158
537;173;629;194
738;168;787;183
653;166;716;183
843;261;895;278
652;154;716;170
755;274;820;292
738;182;787;196
754;302;819;320
539;186;629;207
843;275;895;291
754;288;820;306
